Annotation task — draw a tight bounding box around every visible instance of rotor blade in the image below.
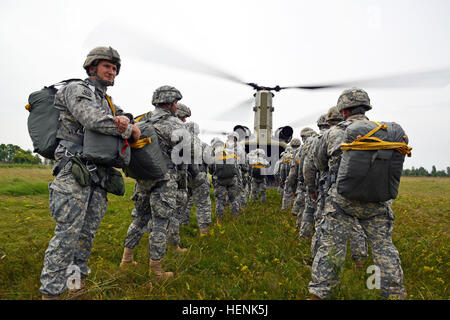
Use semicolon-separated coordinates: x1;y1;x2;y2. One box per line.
280;67;450;90
84;22;247;86
212;98;254;122
200;128;228;136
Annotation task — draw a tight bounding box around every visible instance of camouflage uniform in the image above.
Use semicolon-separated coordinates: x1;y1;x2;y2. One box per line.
226;135;247;210
281;147;297;210
182;122;212;229
248;150;269;204
308;89;406;299
303;112;368;262
123;184;152;250
211;144;241;220
40;77;133;296
288;148;303;216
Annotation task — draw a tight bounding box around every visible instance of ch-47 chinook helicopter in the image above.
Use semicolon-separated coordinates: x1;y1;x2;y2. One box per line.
85;23;450;175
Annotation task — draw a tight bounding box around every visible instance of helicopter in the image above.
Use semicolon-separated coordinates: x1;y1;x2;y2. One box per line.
84;22;450;175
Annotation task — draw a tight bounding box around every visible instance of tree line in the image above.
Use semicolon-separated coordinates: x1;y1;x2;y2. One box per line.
1;143;449;176
0;144;41;164
402;166;450;177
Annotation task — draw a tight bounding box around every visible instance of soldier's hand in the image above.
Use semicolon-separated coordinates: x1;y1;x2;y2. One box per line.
114;115;131;132
131;124;141;141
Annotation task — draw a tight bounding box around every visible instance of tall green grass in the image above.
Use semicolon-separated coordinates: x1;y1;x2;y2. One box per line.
0;170;448;300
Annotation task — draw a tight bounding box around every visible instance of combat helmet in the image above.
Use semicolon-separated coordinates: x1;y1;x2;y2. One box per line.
337;87;372;112
152;86;183;106
186;121;200;136
316;114;328;128
300;127;315;141
176;103;191;119
290;138;301;149
211;137;224;149
83;46;121;75
326;105;343;123
227;131;240;142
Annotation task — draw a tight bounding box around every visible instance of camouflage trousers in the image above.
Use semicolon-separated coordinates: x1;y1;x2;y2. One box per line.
250;178;267;203
308;188;405;299
214;176;241;218
40;163;107;296
310;194;368;261
298;192;317;239
236;173;247;209
281;183;295;210
148;176;182;260
123;188;151;250
277;185;283;195
292;185;306;217
182;172;212;229
122;184;184;250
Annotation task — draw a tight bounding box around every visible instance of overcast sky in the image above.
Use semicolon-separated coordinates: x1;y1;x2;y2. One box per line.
1;0;449;170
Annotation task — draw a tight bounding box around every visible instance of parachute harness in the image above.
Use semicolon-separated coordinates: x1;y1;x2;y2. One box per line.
216;144;239;161
341;121;412;157
106;94;131;154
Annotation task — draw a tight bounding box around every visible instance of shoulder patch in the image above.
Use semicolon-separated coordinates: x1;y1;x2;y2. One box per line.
82;88;92;97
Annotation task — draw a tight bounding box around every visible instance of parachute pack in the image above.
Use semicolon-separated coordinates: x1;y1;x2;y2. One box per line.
214;146;238;182
122;118;169;180
25;79;81;159
336;120;412;202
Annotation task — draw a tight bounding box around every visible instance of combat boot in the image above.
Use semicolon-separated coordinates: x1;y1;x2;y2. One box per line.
42;293;60;300
67;277;86;299
173;245;188;253
149;260;174;280
309;293;322;300
120;247;138;268
199;227;209;237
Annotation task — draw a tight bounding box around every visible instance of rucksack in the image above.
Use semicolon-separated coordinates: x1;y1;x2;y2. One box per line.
336;120;412;202
25;79;81;159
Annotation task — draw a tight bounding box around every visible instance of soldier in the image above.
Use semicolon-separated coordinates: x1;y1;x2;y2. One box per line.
40;46;141;299
225;132;247;210
281;139;301;210
176;103;191;123
210;139;241;224
303;107;368;268
290;128;316;226
119;97;190;270
183;121;212;236
297;115;328;239
249;149;270;203
128;86;188;280
283;137;302;215
308;88;407;300
165;103;192;251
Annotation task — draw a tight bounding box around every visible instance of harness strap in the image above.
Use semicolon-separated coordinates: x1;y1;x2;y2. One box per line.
341;121;412;157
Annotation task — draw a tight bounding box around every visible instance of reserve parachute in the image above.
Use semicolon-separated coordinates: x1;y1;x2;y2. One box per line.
82;94;131;168
336;120;412;202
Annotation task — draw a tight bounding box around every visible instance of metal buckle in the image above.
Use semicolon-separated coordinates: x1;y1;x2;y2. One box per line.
65;149;74;158
85;162;97;172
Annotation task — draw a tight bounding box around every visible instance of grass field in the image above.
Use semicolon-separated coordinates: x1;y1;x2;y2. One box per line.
0;166;448;300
